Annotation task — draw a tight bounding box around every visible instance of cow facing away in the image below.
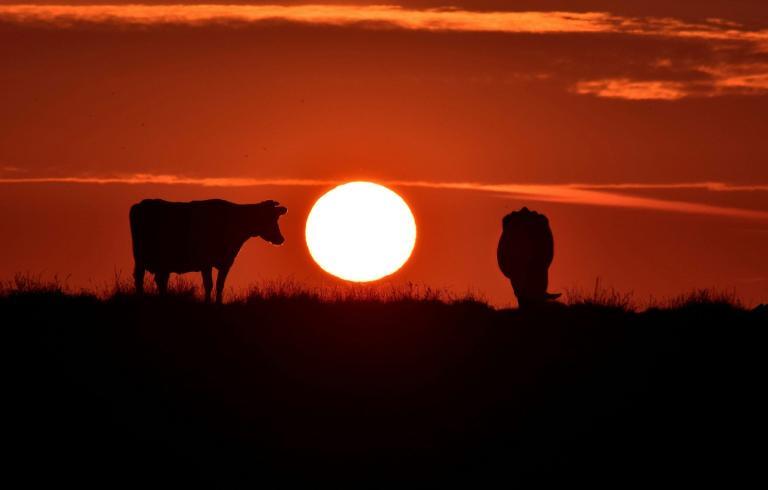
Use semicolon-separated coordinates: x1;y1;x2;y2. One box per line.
130;199;287;303
497;207;561;309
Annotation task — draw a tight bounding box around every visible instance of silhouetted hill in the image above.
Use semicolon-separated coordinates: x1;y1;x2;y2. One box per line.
4;283;766;486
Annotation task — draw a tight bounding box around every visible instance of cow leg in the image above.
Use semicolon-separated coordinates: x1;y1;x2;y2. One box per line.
510;278;530;309
528;264;549;302
134;263;145;295
511;268;535;309
155;271;170;295
201;268;213;303
513;265;555;309
215;265;231;304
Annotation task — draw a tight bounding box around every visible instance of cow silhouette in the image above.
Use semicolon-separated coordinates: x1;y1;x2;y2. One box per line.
497;207;561;308
130;199;287;303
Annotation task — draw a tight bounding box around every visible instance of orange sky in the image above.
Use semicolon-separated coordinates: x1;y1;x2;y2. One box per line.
1;2;767;306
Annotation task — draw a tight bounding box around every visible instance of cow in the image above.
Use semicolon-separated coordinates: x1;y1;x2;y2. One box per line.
497;207;561;309
129;199;287;303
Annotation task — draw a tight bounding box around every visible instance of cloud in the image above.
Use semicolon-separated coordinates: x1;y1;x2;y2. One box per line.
0;173;337;188
573;182;768;192
572;79;689;100
2;4;768;100
0;4;765;44
0;5;620;32
573;62;768;100
700;62;768;93
2;173;767;221
390;180;768;221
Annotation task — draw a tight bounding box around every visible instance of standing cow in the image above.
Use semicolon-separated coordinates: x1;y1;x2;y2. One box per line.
129;199;287;303
497;207;561;309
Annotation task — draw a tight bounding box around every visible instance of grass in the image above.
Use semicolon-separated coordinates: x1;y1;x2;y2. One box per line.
234;278;484;305
565;278;638;312
2;273;756;312
3;274;766;485
659;287;744;309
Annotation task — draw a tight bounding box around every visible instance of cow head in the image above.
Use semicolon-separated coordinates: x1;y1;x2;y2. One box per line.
255;201;287;245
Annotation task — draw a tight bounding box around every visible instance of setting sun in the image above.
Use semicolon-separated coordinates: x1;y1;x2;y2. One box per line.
305;182;416;282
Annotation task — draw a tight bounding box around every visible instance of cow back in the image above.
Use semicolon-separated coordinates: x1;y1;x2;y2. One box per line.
130;199;249;273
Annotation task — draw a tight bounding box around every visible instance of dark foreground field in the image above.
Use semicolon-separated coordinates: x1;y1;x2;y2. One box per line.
4;284;767;485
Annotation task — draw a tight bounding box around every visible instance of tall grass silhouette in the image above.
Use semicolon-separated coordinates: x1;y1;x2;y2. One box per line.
2;273;754;311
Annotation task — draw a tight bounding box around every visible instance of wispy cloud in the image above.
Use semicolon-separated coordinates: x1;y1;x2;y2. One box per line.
572;79;689;100
0;4;766;44
0;173;337;187
573;63;768;100
2;173;767;221
573;182;768;192
0;5;610;33
389;180;768;221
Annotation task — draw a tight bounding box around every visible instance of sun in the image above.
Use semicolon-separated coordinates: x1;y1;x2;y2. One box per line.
305;181;417;282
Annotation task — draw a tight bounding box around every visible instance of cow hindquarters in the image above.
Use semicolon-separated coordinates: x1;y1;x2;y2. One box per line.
510;264;548;309
511;264;560;309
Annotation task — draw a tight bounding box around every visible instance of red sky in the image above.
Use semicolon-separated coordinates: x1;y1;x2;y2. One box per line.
1;1;767;306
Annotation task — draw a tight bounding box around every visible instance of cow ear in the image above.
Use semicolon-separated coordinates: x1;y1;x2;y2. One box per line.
276;206;287;216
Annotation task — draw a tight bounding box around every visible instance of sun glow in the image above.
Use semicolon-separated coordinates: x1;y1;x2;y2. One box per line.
305;182;417;282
